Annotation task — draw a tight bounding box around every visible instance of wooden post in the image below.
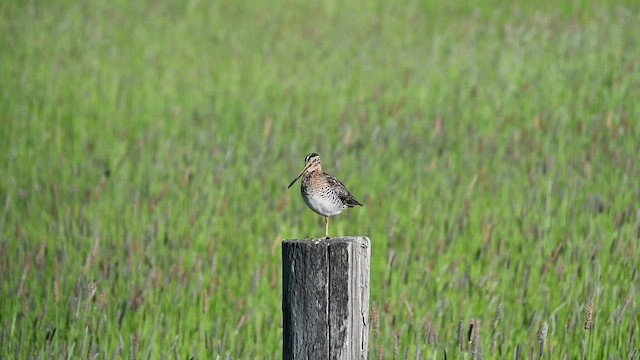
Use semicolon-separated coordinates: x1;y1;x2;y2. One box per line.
282;236;370;360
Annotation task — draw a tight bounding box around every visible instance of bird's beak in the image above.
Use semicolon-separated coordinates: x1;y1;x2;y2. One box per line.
287;162;311;189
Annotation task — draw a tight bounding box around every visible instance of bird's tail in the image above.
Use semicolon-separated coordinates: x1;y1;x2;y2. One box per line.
345;196;363;207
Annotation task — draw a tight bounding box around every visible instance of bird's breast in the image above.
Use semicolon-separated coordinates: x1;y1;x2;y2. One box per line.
302;191;346;217
300;172;346;216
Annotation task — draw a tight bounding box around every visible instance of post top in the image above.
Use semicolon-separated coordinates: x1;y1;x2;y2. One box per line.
283;236;370;247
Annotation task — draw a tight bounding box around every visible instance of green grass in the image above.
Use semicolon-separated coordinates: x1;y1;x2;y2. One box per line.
1;0;639;358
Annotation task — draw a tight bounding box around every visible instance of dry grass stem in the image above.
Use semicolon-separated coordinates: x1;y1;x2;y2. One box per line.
538;321;548;358
584;296;594;330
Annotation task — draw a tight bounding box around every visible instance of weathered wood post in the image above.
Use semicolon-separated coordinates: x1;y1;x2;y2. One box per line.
282;236;370;360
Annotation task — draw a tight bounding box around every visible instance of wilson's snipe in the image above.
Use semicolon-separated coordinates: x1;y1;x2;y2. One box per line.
287;153;363;239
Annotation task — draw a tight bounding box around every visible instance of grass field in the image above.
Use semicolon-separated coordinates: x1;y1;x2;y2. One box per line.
1;0;639;358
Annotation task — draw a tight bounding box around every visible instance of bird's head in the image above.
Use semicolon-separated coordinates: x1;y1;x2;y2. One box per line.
287;153;322;189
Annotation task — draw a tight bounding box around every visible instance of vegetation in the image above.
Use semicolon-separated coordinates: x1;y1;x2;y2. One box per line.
1;0;639;358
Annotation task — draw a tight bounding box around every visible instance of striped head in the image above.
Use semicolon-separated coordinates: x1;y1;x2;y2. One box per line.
303;153;322;173
287;153;323;189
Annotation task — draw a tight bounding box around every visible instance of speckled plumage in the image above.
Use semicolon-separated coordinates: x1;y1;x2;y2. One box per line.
288;153;363;238
301;171;362;216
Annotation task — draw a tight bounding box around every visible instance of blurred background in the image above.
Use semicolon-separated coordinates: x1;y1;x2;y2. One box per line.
1;0;639;358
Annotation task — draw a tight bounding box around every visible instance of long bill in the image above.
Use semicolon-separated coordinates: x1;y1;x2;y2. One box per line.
287;163;310;189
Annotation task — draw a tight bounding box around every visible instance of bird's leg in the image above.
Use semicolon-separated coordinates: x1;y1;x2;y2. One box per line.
325;216;330;239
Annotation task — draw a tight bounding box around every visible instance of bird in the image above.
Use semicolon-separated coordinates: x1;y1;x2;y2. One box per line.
287;153;363;239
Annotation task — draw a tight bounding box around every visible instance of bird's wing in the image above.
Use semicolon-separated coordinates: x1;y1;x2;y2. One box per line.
324;173;363;207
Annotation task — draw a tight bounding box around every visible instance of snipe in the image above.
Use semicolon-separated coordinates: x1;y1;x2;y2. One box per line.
288;153;363;238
